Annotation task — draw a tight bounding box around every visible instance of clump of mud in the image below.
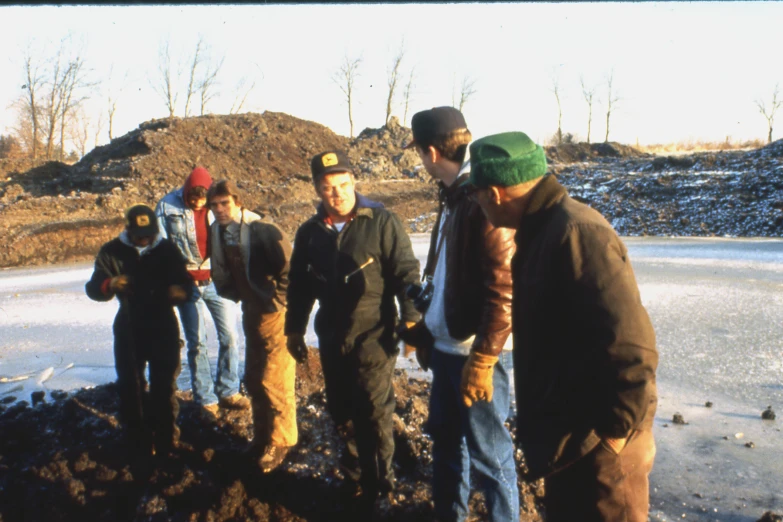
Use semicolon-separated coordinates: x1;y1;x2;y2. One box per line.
0;349;543;521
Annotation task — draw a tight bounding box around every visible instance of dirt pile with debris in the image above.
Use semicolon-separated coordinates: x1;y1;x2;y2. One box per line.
0;112;437;268
0;348;544;522
1;111;782;269
554;141;783;237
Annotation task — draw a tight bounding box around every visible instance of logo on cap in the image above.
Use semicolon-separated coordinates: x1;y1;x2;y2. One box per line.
322;153;338;167
136;215;150;227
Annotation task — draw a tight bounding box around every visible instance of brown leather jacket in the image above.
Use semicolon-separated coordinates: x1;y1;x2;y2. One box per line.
424;175;515;356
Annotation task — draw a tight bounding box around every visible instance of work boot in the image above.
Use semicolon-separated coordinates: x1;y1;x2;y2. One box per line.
200;403;219;422
219;392;251;410
257;444;291;473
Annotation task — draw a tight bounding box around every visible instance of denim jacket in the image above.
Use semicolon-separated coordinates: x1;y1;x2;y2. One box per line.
155;188;215;271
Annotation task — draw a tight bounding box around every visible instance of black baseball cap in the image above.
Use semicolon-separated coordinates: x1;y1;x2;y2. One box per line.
125;204;158;238
405;106;469;149
310;150;353;181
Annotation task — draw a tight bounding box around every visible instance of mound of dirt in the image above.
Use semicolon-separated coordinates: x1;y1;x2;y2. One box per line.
544;141;648;164
0;348;544;522
0;112;438;268
2;110;783;268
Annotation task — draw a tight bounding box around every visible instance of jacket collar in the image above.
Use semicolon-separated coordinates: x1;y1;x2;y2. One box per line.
514;174;567;244
119;230;163;253
438;146;472;207
439;173;471;208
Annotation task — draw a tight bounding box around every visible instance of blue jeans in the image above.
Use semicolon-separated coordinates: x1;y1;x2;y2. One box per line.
498;350;516;420
178;282;239;405
428;349;520;522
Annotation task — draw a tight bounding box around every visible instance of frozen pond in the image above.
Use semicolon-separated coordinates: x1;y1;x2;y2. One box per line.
1;235;782;520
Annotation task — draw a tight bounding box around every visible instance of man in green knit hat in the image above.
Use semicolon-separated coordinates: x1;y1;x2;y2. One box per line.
467;131;659;522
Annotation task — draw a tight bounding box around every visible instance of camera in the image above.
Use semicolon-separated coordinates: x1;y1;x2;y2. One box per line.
405;279;434;313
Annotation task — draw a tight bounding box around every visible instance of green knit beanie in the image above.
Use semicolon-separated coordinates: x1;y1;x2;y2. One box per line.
469;131;547;188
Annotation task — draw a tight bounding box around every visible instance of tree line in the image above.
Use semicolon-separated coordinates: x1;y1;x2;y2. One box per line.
4;35;782;165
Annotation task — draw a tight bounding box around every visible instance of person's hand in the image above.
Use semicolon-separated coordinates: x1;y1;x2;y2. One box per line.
460;352;498;407
168;284;188;303
287;333;308;364
109;275;131;294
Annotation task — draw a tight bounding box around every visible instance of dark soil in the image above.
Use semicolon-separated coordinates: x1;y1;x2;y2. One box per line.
0;348;544;522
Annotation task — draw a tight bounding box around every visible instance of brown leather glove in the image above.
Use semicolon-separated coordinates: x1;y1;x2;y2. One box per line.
460;352;498;408
168;284;188;304
109;275;131;294
287;333;308;364
401;321;417;357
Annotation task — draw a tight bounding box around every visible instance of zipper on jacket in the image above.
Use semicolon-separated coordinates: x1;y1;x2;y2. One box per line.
307;264;327;283
344;258;374;284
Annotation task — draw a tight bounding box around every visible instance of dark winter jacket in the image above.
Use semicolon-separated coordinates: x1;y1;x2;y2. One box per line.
85;232;193;340
285;193;421;353
424;174;515;356
511;174;658;480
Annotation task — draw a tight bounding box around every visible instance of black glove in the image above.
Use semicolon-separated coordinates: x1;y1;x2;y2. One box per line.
287;333;308;364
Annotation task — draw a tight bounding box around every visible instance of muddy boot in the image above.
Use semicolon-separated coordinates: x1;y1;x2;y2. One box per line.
258;444;291;473
336;421;361;482
219;392;251;410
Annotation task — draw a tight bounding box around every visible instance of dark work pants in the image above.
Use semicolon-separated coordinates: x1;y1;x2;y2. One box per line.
114;323;181;456
319;340;397;498
544;429;656;522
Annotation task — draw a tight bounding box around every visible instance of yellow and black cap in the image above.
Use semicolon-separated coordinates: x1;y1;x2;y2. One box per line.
310;150;353;181
125;204;158;238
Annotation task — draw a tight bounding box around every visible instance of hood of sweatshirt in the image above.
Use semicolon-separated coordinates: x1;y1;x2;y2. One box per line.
183;166;213;200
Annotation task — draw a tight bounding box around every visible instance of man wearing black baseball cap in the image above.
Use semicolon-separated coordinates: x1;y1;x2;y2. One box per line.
86;204;193;463
286;150;421;515
402;107;520;522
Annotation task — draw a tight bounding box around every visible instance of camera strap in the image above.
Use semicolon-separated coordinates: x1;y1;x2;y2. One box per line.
424;206;452;280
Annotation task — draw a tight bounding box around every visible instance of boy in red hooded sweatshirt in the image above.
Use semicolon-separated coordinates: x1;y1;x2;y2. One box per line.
156;167;247;420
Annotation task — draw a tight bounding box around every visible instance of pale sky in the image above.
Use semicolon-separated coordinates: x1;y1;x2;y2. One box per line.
2;2;782;151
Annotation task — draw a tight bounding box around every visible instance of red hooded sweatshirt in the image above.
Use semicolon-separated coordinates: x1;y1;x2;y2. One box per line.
183;166;212;281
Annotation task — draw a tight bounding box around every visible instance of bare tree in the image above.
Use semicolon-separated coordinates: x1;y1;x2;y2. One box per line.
19;43;46;161
72;109;91;158
550;70;564;145
604;68;620;143
105;66;129;141
580;74;597;144
755;84;783;144
229;76;256;115
93;113;104;149
183;37;204;117
57;52;93;161
42;41;69;160
152;38;179;118
332;54;362;138
385;42;405;126
402;66;415;126
458;75;477;112
198;54;224;115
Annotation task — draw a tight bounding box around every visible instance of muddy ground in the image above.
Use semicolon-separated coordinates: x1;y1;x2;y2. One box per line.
0;348;544;522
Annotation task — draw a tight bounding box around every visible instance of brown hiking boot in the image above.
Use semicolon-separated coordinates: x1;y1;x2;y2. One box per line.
258;444;291;473
219;392;251;410
200;403;219;422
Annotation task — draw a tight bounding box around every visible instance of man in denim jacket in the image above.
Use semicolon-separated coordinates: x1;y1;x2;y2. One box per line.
156;167;247;420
